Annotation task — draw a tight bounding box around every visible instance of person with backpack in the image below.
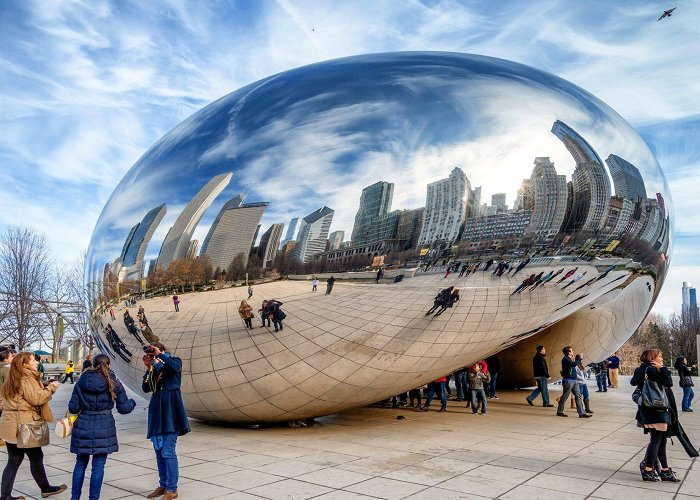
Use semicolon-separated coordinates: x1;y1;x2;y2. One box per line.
69;354;136;500
269;300;286;332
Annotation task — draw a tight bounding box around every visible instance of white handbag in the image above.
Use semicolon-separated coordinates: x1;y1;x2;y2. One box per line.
55;411;79;439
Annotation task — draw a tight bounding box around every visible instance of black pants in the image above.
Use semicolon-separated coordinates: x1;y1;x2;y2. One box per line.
409;388;422;406
644;429;669;469
243;318;253;328
61;373;74;383
1;443;51;498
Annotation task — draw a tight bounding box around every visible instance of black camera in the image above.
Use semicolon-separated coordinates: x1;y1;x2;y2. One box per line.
0;344;17;352
143;345;158;355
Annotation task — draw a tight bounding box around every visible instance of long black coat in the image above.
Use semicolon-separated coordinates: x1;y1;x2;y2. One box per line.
68;370;136;455
631;362;673;426
142;354;190;438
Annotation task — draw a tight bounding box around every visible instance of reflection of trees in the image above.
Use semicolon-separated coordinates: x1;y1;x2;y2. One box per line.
227;253;247;281
146;255;214;293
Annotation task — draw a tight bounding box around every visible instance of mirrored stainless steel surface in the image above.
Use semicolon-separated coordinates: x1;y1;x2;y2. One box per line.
86;52;672;422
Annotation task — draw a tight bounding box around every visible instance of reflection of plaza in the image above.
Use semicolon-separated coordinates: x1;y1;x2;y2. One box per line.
95;263;650;422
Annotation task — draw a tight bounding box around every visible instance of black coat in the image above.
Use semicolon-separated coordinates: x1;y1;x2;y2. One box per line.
561;354;580;380
142;353;190;439
631;363;673;427
532;354;549;378
68;370;136;455
677;364;694;388
485;355;500;374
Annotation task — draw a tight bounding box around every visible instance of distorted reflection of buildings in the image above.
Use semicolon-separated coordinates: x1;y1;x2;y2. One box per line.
291;206;334;263
606;154;647;201
417;167;470;247
257;223;284;268
520;157;567;239
118;203;166;282
279;217;299;250
200;198;269;270
351;181;394;246
185;239;199;260
461;211;532;251
157;172;232;269
328;230;345;250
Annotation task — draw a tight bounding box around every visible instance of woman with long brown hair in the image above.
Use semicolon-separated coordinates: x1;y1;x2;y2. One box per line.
0;352;67;500
69;354;135;500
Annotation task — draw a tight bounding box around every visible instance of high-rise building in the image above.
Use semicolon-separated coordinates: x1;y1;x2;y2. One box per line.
524;157;568;238
396;208;425;249
468;186;482;218
119;203;167;281
292;206;335;263
280;217;299;249
186;240;199;260
200;201;268;270
682;282;693;312
417;167;470;246
491;193;507;214
328;230;345;250
682;282;698;325
257;223;284;268
157;173;232;269
602;196;635;237
351;181;394;245
636;199;663;244
606;154;647;201
514;179;533;212
200;194;245;256
551;121;611;233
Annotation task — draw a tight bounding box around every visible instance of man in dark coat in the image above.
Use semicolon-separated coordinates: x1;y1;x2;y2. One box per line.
142;342;190;500
526;345;553;407
326;276;336;294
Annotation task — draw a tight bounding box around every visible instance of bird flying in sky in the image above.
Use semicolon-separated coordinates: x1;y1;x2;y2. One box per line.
658;7;676;21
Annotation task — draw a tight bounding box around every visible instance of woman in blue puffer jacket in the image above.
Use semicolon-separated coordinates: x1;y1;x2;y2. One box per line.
68;354;136;500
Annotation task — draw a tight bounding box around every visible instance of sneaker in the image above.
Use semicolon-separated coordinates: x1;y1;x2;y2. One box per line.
472;411;478;414
438;407;446;412
480;412;486;415
492;396;499;400
556;412;568;417
578;414;591;418
147;487;167;499
41;485;68;498
526;398;534;406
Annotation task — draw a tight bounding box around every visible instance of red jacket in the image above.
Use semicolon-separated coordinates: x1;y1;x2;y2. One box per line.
435;376;447;383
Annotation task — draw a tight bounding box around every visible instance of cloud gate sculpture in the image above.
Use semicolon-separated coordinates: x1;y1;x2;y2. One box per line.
86;52;672;423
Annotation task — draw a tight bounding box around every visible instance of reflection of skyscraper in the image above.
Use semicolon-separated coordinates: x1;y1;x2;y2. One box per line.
280;217;299;249
157;173;232;269
396;208;425;249
352;181;394;245
119;203;167;281
682;282;698;324
637;199;663;244
491;193;507;214
292;206;334;263
201;202;268;270
606;154;647;201
524;158;568;238
602;196;635;237
200;194;245;256
258;223;284;268
551;121;611;233
329;230;345;250
186;240;199;260
418;167;470;246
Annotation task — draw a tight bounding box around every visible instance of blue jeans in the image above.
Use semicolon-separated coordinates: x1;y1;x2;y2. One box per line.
425;381;446;409
596;372;607;392
527;376;550;406
154;433;179;492
455;372;468;400
471;389;487;413
71;454;107;500
682;386;695;411
579;382;589;400
489;372;498;397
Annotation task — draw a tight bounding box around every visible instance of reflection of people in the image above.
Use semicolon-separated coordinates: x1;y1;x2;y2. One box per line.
526;345;552;407
311;277;319;292
238;300;254;329
124;310;144;344
433;289;459;316
172;294;179;312
258;300;271;328
142;342;190;500
69;354;136;500
426;287;452;315
269;300;285;332
139;321;159;344
105;324;132;363
325;276;335;294
0;352;67;499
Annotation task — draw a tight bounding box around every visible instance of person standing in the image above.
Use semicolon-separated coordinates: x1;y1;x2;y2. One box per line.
325;276;335;295
69;354;136;500
0;348;17;447
0;352;67;499
269;300;285;333
468;362;491;415
419;376;447;412
82;355;93;372
675;356;696;412
172;294;179;312
526;346;552;407
592;361;608;392
62;360;75;384
607;352;620;388
556;347;589;418
311;277;319;292
37;355;46;382
238;300;254;329
484;354;500;399
576;360;593;414
454;367;468;402
142;342;190;500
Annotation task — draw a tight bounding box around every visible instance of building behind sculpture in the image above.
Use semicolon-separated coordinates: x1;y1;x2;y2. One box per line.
118;203;167;282
328;230;345;250
158;173;232;269
352;181;394;245
280;217;299;249
524;157;568;238
292;206;335;263
200;201;268;270
418;167;470;246
551;121;610;234
258;223;284;268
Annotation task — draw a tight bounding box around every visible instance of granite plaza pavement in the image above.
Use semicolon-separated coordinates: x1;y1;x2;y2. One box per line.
1;375;698;499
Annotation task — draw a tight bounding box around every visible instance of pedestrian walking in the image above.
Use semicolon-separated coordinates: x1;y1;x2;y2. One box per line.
607;352;620;388
675;356;695;412
247;285;253;299
0;352;67;499
311;277;319;292
82;355;93;372
526;345;553;407
325;276;335;294
419;377;447;412
591;361;608;392
172;294;179;312
238;300;255;329
62;360;76;384
484;354;500;399
556;347;589;418
69;354;136;500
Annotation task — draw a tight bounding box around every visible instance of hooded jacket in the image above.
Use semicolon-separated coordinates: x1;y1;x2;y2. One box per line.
69;369;136;455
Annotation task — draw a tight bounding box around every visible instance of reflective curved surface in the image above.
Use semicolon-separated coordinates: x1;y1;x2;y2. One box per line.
86;52;672;423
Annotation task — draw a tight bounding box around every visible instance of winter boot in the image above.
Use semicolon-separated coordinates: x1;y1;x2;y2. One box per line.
584;399;593;414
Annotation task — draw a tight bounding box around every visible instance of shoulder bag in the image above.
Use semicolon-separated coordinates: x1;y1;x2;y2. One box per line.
17;411;50;448
641;369;669;411
55;410;79;439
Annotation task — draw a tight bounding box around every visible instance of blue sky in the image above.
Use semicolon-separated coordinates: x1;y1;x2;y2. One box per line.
1;0;698;315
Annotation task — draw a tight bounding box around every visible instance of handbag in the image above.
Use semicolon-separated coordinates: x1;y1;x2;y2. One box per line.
641;370;669;411
55;410;79;439
17;420;50;448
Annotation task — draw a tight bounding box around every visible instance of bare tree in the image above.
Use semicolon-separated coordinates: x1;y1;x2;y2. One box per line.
0;226;52;349
63;253;95;353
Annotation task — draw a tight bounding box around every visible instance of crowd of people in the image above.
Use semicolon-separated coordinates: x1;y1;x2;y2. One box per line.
237;298;286;332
